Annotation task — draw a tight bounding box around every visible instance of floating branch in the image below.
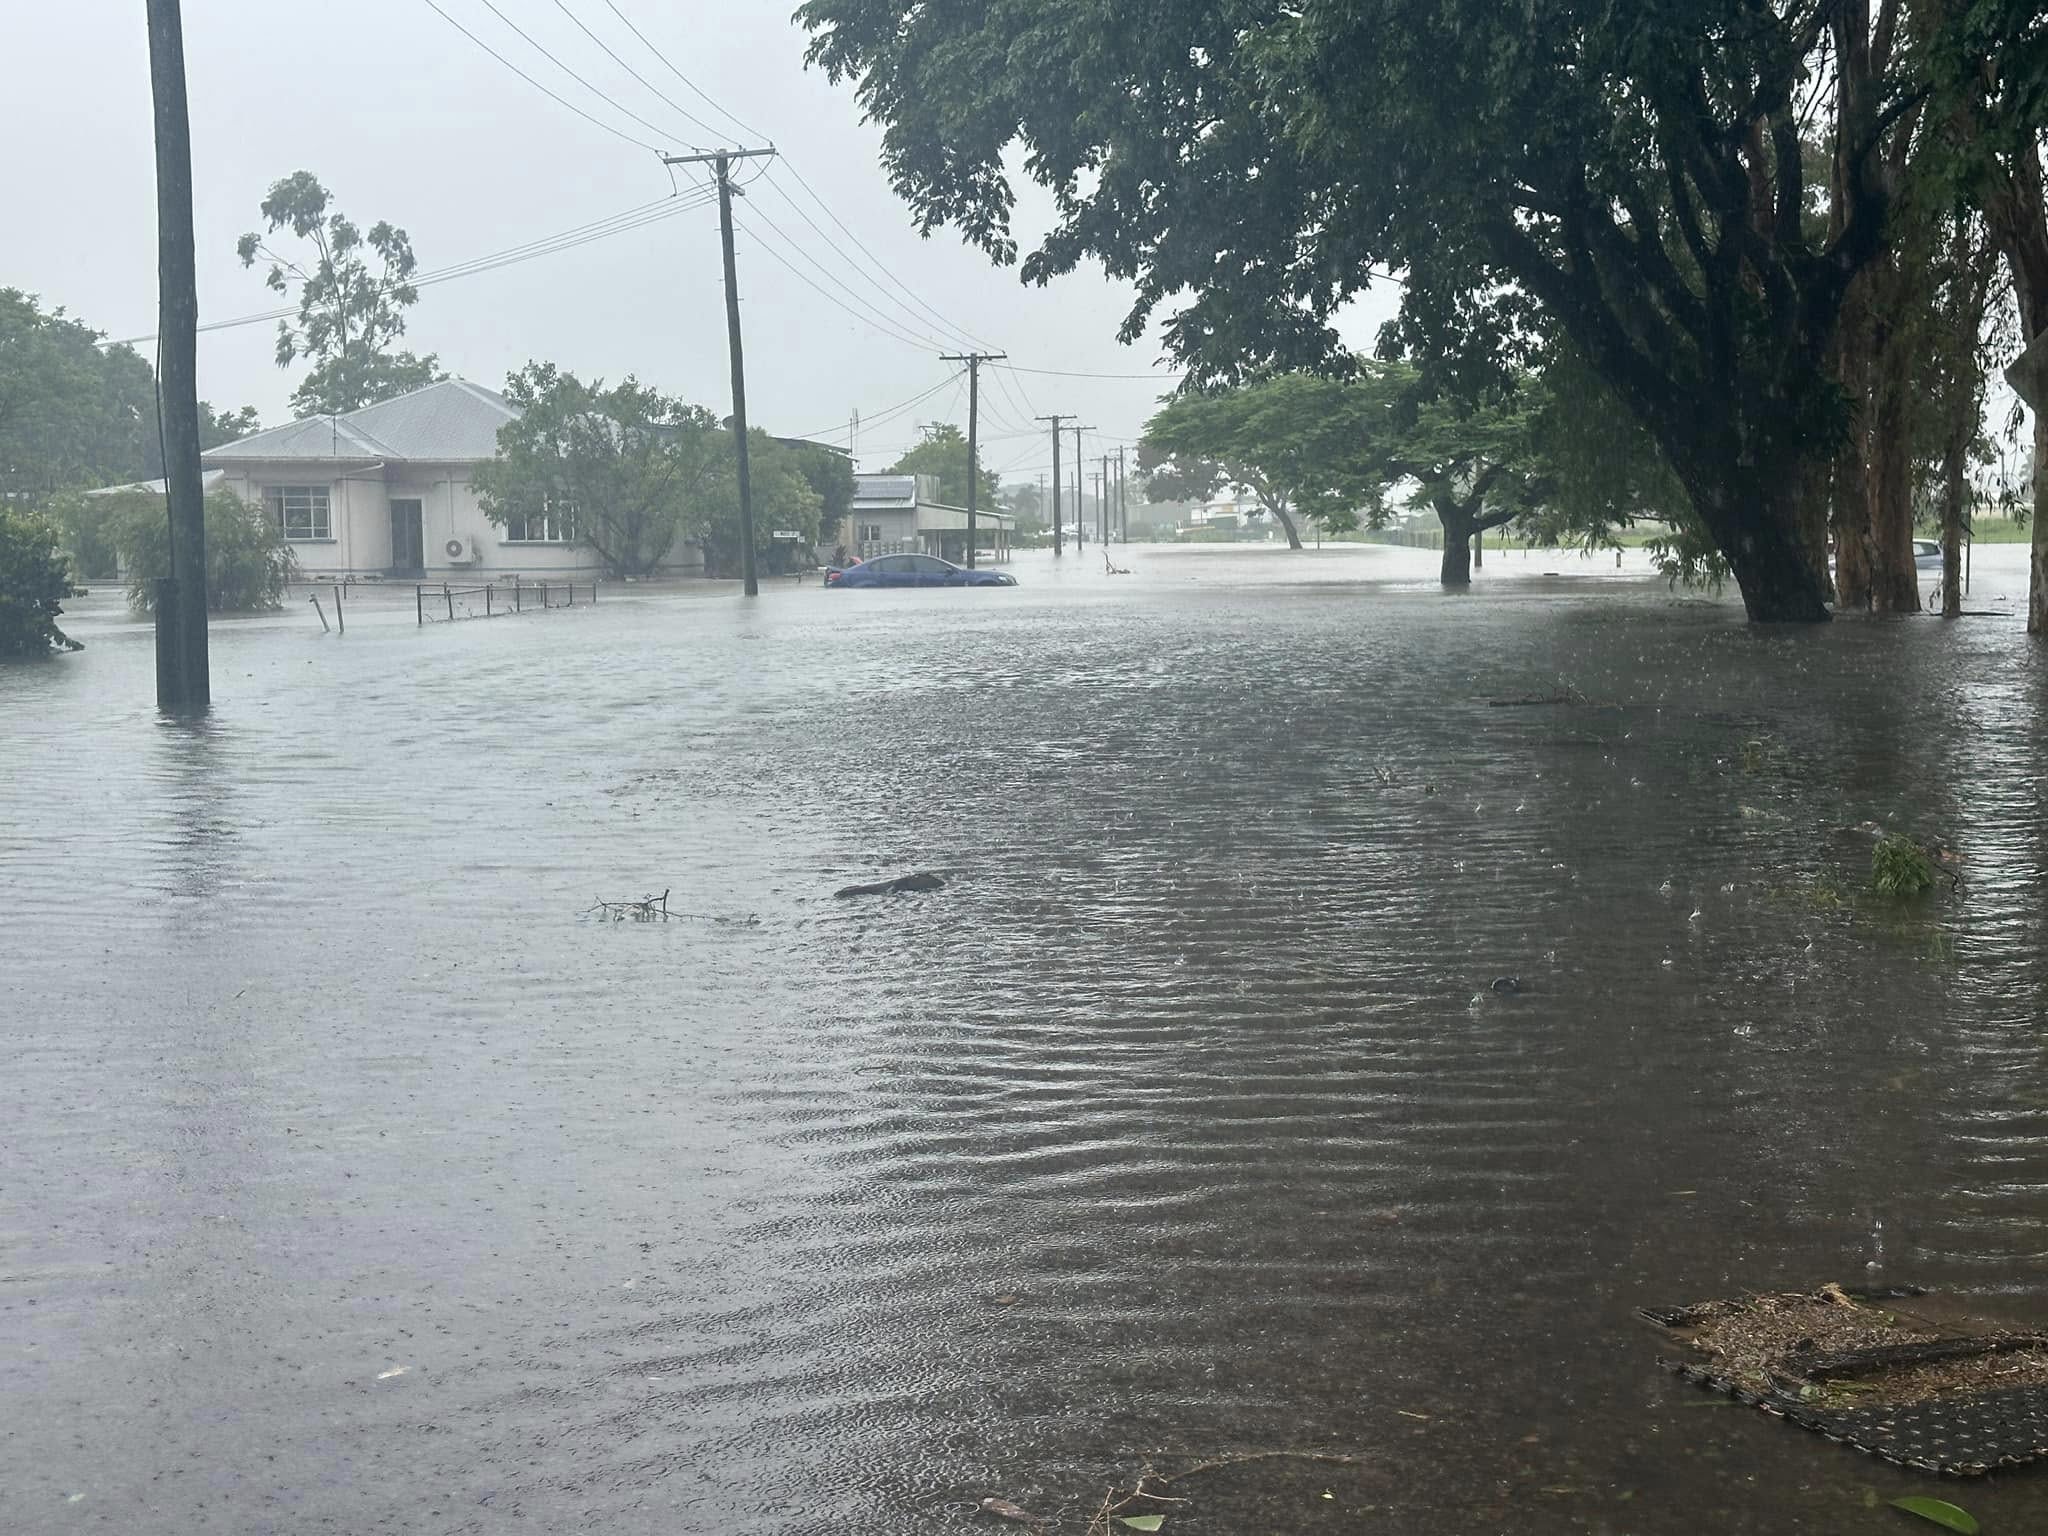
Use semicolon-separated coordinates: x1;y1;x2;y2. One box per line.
581;890;761;925
586;889;672;922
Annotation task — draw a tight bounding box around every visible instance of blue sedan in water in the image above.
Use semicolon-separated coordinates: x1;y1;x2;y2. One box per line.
826;554;1018;588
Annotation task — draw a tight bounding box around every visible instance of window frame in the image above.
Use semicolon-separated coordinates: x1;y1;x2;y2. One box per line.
265;484;332;542
503;494;577;544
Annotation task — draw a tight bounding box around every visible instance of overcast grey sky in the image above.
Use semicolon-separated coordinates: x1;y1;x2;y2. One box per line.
8;0;1400;486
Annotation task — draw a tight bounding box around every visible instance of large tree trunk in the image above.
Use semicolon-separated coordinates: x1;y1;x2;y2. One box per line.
1794;451;1837;604
1866;370;1921;613
1268;501;1303;550
1683;460;1832;622
1940;418;1967;619
2032;409;2048;630
1830;288;1875;610
1439;509;1473;587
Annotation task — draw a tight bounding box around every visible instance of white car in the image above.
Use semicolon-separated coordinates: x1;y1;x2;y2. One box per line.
1914;539;1941;572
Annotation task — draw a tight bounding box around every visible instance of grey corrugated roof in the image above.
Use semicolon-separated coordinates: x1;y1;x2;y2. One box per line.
201;379;517;465
852;473;918;507
85;469;227;497
346;379;517;460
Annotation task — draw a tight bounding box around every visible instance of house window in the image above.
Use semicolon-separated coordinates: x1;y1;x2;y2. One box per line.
265;485;331;541
859;522;883;543
504;496;575;543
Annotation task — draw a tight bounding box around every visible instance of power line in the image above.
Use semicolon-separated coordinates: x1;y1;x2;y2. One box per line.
732;209;945;353
598;0;766;145
753;169;984;355
541;0;728;150
462;0;692;149
417;0;665;152
740;202;950;347
997;361;1180;381
106;190;717;347
787;371;963;445
768;161;996;355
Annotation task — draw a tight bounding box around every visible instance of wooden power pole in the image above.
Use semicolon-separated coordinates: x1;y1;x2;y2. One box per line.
1036;414;1071;557
940;352;1005;566
1116;447;1128;543
663;146;776;596
146;0;208;711
1069;425;1093;551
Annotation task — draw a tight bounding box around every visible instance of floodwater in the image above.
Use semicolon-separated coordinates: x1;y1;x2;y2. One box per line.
5;542;2048;1535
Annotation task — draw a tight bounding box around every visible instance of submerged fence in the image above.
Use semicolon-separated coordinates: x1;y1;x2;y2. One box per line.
417;580;598;624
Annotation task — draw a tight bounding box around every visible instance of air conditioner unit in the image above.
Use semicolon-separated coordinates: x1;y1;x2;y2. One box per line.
444;536;477;564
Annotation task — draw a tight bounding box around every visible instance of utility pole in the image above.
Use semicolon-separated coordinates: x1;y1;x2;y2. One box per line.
1099;455;1110;545
663;146;776;596
1069;425;1093;552
939;352;1005;567
1035;414;1071;557
146;0;208;711
1116;447;1128;543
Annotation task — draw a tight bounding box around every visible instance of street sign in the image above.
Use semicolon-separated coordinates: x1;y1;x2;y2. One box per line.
770;530;800;540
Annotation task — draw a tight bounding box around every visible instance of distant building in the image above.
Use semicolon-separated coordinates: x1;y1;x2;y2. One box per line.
197;378;704;580
847;473;1013;563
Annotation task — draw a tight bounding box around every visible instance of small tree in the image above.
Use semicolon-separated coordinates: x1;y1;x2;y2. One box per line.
0;505;82;655
238;171;444;418
783;439;857;548
113;489;295;613
1142;373;1385;549
698;431;826;577
885;424;1000;508
476;364;725;579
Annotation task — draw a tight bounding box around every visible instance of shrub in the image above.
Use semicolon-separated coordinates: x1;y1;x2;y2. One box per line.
44;490;129;581
115;489;295;613
0;504;82;656
1871;834;1937;898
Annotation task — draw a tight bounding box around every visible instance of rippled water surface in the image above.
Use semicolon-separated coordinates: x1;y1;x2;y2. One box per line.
7;543;2048;1534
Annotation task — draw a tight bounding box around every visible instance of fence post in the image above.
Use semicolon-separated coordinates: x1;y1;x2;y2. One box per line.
486;583;493;617
416;585;423;626
514;579;521;614
445;583;454;622
308;591;329;633
334;581;345;635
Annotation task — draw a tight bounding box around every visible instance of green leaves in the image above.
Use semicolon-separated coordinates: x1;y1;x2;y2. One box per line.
239;171;438;417
477;363;824;580
884;425;1000;509
1888;1496;1979;1534
0;505;82;656
1871;835;1939;898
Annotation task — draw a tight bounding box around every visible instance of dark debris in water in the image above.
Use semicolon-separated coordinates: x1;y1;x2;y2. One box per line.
834;871;947;898
1644;1285;2048;1475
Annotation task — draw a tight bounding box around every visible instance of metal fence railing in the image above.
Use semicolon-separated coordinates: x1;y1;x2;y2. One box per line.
416;580;598;624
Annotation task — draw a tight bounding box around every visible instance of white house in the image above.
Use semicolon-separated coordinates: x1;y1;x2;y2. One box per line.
200;378;646;579
846;473;1012;563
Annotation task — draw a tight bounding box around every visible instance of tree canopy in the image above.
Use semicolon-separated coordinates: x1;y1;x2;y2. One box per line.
1141;374;1386;549
238;172;445;418
0;504;81;656
884;424;999;508
476;364;826;580
802;0;2032;620
476;364;723;579
112;488;296;614
0;290;256;501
